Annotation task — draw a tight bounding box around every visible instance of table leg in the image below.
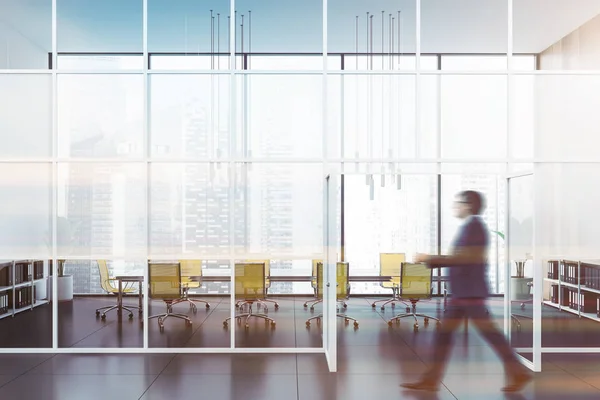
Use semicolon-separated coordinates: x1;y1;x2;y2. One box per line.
118;279;123;315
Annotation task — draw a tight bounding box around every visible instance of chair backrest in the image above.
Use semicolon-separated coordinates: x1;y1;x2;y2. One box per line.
234;263;266;301
246;259;271;288
336;262;350;300
149;262;182;300
380;253;405;288
400;262;432;300
315;261;324;299
179;260;201;288
97;260;118;293
311;259;322;290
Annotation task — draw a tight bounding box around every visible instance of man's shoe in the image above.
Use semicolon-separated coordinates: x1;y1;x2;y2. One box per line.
400;380;440;392
501;373;533;392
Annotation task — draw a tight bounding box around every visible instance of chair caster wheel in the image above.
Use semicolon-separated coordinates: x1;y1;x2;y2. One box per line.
245;324;249;330
354;322;359;328
304;303;308;308
424;318;429;325
128;314;133;320
345;319;349;325
387;321;393;326
101;314;106;321
271;322;276;328
306;321;311;327
95;311;100;317
521;304;525;310
186;320;192;327
310;307;314;312
371;303;376;308
274;304;279;310
223;322;228;328
413;324;419;332
380;306;385;311
343;304;347;309
205;304;210;309
406;307;411;312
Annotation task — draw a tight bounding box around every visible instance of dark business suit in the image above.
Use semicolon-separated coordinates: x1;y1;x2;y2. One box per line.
423;215;525;381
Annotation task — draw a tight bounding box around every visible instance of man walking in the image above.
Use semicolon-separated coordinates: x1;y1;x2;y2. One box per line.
401;190;532;393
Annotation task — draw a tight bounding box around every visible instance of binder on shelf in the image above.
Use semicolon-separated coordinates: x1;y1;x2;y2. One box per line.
560;287;570;306
550;284;558;303
579;292;596;313
559;261;566;282
0;262;12;287
0;292;8;315
33;261;44;280
568;289;573;309
548;261;559;280
567;262;575;284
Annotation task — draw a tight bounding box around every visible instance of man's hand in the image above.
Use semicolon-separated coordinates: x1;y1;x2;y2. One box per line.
414;253;431;263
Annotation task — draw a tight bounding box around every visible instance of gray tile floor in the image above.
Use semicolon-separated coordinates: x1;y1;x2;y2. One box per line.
0;297;600;399
1;351;600;400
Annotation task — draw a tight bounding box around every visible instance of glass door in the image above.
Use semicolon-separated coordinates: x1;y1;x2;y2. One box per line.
505;172;538;371
323;174;339;371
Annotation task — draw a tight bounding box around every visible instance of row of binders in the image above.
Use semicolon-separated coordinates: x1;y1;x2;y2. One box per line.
0;287;36;316
550;285;600;317
547;260;600;289
0;291;9;315
0;260;45;287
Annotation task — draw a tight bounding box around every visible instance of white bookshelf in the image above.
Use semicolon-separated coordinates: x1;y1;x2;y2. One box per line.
543;259;600;323
0;260;49;320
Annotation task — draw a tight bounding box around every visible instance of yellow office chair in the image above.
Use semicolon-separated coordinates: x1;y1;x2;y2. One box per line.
95;259;141;320
148;262;192;332
224;262;276;330
235;259;279;311
306;262;359;329
304;259;322;311
371;253;410;311
388;262;441;331
171;260;210;312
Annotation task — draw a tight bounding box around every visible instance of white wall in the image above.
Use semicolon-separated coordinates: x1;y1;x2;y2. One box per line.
536;15;600;260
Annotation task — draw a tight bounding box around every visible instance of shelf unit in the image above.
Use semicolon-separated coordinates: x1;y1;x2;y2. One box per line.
543;259;600;323
0;260;49;320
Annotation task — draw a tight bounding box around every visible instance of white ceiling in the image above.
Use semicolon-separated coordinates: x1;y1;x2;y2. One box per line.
420;0;600;53
512;0;600;53
1;0;600;54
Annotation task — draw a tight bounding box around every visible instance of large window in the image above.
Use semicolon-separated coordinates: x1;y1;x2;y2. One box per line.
345;174;437;294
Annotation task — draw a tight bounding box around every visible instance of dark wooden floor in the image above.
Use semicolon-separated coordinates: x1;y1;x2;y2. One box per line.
0;296;600;399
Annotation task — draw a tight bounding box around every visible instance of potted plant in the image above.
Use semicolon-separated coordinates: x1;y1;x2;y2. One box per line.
492;224;533;300
48;217;74;302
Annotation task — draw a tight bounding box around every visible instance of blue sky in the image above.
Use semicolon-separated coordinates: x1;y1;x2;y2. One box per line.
1;0;417;53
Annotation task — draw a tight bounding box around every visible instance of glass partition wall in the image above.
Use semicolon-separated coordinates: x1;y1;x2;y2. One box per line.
3;0;599;374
